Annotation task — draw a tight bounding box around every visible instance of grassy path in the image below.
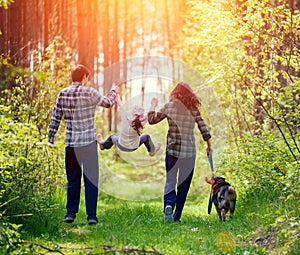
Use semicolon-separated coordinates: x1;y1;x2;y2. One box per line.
23;193;268;255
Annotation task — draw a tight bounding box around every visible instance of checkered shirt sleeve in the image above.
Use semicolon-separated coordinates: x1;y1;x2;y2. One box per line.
48;83;116;147
148;100;211;158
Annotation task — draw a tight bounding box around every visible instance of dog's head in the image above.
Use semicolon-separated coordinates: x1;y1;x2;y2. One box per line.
205;175;226;185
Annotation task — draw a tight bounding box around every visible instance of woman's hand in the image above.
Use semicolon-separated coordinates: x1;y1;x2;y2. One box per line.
206;138;213;157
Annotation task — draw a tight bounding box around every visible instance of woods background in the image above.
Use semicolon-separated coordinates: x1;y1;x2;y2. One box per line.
0;0;185;93
0;0;299;254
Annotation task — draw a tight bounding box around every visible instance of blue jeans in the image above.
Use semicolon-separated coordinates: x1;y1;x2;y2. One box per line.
102;134;155;152
65;141;98;220
164;152;195;221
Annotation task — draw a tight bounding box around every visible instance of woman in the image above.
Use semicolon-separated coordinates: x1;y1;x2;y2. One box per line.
148;82;212;222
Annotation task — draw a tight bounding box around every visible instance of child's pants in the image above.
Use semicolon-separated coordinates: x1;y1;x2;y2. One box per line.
102;134;155;152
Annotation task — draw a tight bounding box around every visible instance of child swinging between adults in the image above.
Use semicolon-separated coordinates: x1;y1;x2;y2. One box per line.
97;94;161;156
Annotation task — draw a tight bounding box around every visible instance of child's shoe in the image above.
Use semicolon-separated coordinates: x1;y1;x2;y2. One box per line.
149;143;161;156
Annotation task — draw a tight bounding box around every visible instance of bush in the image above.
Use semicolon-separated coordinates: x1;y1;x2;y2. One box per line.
0;222;22;254
0;37;73;136
0;105;64;250
218;132;300;254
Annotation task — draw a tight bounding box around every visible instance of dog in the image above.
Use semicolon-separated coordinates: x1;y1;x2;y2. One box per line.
205;176;236;221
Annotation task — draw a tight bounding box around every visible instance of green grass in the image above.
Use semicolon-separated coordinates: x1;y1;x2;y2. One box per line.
18;191;268;255
10;148;298;255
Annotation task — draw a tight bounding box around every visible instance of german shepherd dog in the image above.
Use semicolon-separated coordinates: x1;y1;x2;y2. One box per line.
205;176;236;221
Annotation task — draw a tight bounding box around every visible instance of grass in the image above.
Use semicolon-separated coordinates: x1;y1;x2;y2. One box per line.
18;190;269;255
10;149;298;254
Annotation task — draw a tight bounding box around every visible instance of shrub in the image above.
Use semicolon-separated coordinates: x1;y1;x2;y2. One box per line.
0;105;64;250
218;131;300;254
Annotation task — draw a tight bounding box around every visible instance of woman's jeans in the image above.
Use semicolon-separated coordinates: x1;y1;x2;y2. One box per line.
65;141;98;220
164;152;195;221
102;134;155;152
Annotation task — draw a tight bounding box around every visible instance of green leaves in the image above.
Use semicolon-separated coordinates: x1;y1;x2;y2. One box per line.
217;131;299;254
0;107;63;252
0;38;73;252
0;0;14;9
1;38;73;137
180;0;300;148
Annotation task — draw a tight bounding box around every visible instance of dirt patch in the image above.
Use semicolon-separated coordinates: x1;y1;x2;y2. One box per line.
254;233;277;248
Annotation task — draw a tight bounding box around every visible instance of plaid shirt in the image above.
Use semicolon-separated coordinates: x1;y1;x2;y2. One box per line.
147;98;211;158
48;82;117;147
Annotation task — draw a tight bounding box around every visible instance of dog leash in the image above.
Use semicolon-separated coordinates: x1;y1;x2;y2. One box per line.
208;150;214;214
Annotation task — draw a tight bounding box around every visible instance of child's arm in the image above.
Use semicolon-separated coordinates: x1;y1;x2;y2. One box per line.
116;95;127;120
139;114;148;127
116;95;126;111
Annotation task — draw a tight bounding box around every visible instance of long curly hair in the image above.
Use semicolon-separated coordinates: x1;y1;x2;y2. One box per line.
130;116;143;136
170;82;200;110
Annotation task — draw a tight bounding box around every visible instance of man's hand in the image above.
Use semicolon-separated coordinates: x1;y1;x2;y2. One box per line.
111;85;119;93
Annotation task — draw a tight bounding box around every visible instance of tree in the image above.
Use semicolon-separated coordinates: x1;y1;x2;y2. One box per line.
180;0;299;160
0;0;187;132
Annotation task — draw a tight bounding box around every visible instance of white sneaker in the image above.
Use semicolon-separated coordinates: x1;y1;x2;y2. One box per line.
164;205;173;222
149;143;161;156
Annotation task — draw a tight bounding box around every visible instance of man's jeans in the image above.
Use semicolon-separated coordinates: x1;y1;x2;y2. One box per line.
65;141;98;219
164;152;195;221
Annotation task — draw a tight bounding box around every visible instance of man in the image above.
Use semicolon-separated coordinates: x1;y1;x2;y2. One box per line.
48;64;117;225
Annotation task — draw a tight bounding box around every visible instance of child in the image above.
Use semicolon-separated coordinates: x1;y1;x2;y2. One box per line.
97;95;161;156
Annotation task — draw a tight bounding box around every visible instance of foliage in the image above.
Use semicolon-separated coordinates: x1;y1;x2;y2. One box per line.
0;0;14;9
0;222;22;254
180;0;300;157
217;131;300;254
0;37;73;136
0;54;18;92
0;105;64;253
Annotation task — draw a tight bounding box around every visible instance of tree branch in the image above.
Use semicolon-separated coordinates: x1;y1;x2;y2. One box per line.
0;196;19;208
242;79;298;161
13;241;165;255
13;241;65;255
58;244;165;254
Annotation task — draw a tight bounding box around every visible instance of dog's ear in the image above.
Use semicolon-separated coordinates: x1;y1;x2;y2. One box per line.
205;177;213;185
214;176;226;182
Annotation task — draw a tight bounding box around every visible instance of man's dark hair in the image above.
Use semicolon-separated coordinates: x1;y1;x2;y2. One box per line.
71;65;91;82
